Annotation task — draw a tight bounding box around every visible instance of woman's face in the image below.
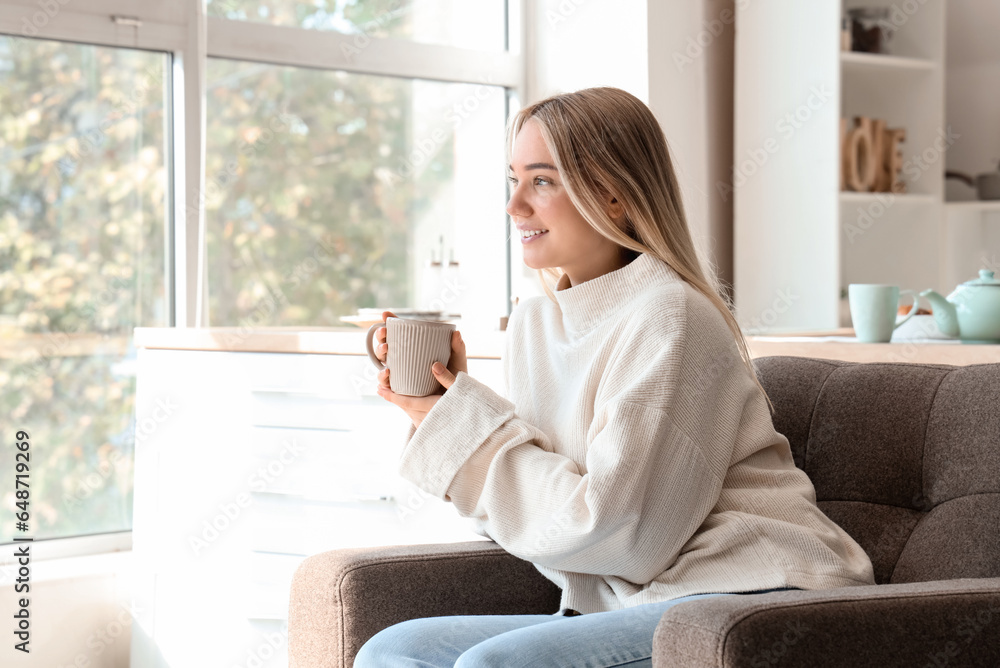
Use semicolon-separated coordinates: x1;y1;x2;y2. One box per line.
506;119;626;287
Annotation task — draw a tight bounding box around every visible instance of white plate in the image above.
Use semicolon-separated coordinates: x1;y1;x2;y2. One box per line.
340;313;460;328
357;307;443;317
891;314;951;341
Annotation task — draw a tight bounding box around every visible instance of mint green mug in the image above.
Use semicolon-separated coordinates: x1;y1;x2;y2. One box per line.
848;284;920;343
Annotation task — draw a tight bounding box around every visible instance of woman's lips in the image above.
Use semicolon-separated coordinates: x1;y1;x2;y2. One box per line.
520;230;548;244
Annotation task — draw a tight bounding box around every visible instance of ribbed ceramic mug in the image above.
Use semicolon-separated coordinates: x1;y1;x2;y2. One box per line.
365;317;455;397
848;284;920;343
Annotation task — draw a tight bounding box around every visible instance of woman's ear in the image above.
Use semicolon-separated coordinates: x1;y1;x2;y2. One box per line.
606;194;625;227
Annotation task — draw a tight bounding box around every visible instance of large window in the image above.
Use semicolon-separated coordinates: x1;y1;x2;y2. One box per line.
205;59;508;328
0;35;169;542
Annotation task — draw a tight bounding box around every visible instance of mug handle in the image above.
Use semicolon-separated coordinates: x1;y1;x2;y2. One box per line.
893;290;921;330
365;320;387;371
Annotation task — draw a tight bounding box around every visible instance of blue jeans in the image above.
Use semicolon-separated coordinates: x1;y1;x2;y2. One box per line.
354;588;796;667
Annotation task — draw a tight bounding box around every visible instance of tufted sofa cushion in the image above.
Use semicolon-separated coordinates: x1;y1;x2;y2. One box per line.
754;357;1000;585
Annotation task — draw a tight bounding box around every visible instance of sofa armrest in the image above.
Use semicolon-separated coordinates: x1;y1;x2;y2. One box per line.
288;540;561;668
653;578;1000;668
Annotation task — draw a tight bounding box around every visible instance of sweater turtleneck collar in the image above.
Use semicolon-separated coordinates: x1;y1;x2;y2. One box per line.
552;252;682;334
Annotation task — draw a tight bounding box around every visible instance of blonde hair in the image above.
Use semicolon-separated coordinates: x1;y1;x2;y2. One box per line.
506;87;773;412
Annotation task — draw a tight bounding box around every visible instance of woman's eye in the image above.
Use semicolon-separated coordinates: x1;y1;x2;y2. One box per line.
507;175;554;186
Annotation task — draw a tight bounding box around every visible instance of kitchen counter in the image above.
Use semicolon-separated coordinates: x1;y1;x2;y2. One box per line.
745;334;1000;365
133;326;1000;365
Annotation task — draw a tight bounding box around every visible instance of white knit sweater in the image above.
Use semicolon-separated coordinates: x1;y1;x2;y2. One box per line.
398;253;875;614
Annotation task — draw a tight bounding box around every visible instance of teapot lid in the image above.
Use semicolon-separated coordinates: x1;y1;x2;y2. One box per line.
962;269;1000;287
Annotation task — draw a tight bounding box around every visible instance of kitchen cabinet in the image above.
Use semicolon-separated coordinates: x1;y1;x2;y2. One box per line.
130;345;501;668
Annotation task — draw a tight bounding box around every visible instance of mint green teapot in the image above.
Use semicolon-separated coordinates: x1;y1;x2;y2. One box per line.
919;270;1000;344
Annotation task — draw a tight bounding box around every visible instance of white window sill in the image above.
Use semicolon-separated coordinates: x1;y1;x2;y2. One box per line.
0;532;132;585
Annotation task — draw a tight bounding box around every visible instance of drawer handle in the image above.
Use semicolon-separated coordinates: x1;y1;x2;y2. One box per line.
251;388;339;398
251;424;351;433
252;490;396;504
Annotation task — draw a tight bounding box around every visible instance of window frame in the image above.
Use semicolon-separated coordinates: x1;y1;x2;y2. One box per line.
0;0;525;556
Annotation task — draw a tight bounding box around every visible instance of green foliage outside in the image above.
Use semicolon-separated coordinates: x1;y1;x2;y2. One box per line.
0;37;167;542
205;58;447;326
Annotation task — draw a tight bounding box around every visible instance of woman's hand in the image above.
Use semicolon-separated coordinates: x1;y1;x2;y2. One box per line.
375;314;468;428
371;310;396;368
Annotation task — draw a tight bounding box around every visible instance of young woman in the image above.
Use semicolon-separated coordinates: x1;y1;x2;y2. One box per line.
358;87;875;667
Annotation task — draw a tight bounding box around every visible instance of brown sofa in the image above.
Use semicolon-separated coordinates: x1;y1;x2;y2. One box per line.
288;356;1000;667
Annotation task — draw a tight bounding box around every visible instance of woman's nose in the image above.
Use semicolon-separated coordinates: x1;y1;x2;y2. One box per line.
506;186;530;218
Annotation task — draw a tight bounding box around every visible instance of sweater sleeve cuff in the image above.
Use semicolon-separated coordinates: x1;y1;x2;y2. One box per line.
398;371;514;499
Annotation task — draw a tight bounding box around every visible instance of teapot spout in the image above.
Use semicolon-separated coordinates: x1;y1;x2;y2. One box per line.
918;290;959;337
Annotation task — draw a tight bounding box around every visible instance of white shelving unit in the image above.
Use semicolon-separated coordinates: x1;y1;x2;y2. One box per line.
734;0;947;331
839;192;938;204
840;51;936;72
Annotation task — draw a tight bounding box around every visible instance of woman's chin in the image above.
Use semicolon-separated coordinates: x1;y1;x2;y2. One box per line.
521;255;552;271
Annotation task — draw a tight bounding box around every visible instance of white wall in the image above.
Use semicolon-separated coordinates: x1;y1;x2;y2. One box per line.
943;0;1000;285
647;0;735;295
0;553;133;668
945;0;1000;198
527;0;649;103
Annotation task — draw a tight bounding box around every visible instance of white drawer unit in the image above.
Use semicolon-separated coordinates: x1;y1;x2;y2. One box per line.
131;347;501;667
